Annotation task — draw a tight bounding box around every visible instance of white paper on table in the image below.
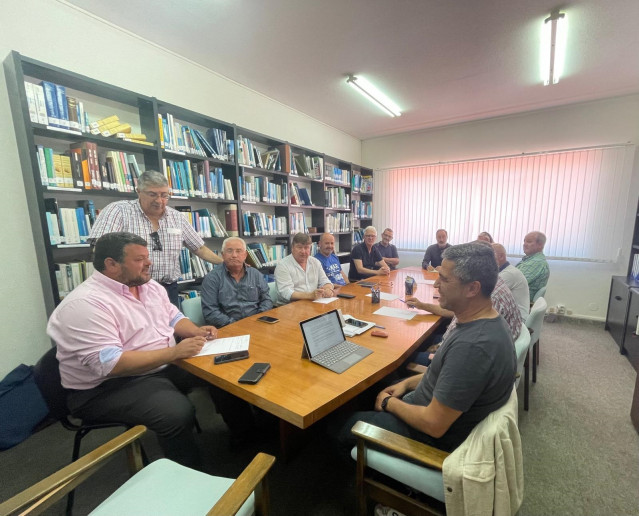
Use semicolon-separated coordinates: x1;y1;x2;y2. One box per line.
313;297;338;304
195;335;250;356
373;306;417;320
415;278;436;285
365;292;399;301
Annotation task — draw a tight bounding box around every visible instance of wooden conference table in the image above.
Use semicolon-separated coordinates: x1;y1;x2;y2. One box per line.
179;266;443;436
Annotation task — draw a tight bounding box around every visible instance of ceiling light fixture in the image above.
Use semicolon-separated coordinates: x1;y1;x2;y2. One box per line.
346;74;401;117
541;10;567;85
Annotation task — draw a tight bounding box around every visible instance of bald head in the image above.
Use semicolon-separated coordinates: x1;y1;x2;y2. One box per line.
318;233;335;256
523;231;546;256
492;243;507;266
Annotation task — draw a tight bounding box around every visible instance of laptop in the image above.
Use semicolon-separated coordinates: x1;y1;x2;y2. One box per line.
299;309;373;373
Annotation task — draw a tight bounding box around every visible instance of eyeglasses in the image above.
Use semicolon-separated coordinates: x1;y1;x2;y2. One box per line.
150;231;162;251
364;234;377;239
382;234;393;239
141;191;170;200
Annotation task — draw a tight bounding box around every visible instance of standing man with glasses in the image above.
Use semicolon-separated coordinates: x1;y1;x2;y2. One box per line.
89;170;223;305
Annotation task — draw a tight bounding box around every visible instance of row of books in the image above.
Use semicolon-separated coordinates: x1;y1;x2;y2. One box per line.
325;187;350;209
240;175;288;204
325;213;352;233
352;200;373;219
36;142;142;193
175;206;237;238
236;136;281;171
24;81;149;146
45;199;95;245
324;164;351;185
291;154;323;180
290;183;313;206
158;113;232;160
242;211;287;237
56;261;95;299
179;248;217;281
352;174;374;193
245;242;288;268
353;228;365;244
161;159;234;200
290;212;308;234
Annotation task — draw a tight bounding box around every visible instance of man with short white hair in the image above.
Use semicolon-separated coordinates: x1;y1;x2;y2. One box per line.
348;226;391;281
275;232;333;304
201;237;272;327
516;231;550;301
492;243;529;320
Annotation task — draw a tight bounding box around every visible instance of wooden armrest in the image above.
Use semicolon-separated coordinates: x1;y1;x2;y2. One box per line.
351;421;449;470
405;362;427;375
0;425;147;516
208;452;276;516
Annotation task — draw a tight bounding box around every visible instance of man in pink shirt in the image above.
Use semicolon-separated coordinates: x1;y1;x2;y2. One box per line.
48;232;218;469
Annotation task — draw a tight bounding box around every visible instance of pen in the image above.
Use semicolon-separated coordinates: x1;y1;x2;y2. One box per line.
374;325;386;329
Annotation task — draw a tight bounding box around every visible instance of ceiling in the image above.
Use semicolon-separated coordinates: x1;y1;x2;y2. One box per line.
66;0;639;141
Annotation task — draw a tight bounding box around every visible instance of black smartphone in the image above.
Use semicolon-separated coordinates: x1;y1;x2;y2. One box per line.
337;293;355;299
238;362;271;384
345;317;367;328
214;350;249;365
257;315;279;324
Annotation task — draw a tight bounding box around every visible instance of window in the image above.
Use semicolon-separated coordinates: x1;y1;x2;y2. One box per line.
373;146;634;261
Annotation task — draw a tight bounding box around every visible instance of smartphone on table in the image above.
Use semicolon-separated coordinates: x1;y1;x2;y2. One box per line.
345;317;367;328
257;315;279;324
214;350;249;365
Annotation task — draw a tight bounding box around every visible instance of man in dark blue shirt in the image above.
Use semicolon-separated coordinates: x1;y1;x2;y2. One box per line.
201;237;272;327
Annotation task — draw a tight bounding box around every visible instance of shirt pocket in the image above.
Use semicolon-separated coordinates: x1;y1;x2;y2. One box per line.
241;285;259;303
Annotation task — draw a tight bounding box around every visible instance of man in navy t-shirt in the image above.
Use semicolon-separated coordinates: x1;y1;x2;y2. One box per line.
314;233;348;287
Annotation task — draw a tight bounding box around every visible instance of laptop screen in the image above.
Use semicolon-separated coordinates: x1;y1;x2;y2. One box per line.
301;310;345;357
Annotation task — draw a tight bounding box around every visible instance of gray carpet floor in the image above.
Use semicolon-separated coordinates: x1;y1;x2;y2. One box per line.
1;318;637;515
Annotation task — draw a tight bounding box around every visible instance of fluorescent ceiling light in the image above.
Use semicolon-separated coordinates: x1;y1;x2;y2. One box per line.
541;10;567;85
346;75;401;117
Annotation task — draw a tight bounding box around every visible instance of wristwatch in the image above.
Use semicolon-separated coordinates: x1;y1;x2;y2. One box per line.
381;395;393;412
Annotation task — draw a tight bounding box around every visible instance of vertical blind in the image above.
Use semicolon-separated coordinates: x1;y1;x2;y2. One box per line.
373;146;635;261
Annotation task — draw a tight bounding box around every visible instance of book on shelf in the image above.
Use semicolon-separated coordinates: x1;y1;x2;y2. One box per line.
24;82;49;125
224;205;239;236
116;132;147;141
67;150;85;188
40;81;61;128
56;261;94;299
60;155;74;189
360;175;374;193
90;115;119;129
66;96;81;131
54;83;70;130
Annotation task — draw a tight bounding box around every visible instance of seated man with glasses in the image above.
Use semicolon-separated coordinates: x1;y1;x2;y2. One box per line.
348;226;391;281
373;227;400;270
89;170;223;305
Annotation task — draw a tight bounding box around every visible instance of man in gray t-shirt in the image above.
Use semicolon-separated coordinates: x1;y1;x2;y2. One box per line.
340;241;516;452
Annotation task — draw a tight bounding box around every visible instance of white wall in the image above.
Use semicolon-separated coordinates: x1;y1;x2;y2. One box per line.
0;0;361;378
364;96;639;321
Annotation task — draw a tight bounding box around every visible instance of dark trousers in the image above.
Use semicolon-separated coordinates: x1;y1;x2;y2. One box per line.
162;281;179;307
68;365;203;470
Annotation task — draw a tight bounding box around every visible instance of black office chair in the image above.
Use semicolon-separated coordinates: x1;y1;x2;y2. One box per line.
32;346;141;515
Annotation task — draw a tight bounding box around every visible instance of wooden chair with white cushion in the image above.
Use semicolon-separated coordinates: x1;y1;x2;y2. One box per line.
0;426;276;516
513;321;532;411
181;296;205;326
526;297;547;384
351;388;523;516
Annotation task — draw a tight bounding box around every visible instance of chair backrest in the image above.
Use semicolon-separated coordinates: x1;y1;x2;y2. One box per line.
526;297;547;344
181;296;204;326
532;286;547;303
32;346;69;420
268;282;278;305
513;322;531;386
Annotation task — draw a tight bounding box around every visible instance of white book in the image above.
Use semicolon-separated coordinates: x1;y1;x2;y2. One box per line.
36;145;48;186
31;84;49;125
224;178;234;200
24;82;39;123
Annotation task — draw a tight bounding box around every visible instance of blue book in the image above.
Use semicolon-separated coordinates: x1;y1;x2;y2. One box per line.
39;81;61;127
45;212;58;245
54;84;70;129
75;207;88;241
217;168;224;199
